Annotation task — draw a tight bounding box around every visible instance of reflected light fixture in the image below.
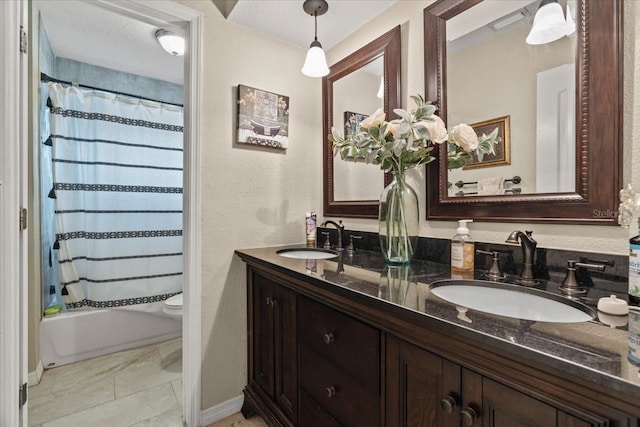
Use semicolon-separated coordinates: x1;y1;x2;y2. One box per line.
526;0;576;45
301;0;330;78
155;29;185;56
376;76;384;99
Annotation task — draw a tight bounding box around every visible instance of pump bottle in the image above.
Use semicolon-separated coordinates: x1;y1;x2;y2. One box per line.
451;219;474;272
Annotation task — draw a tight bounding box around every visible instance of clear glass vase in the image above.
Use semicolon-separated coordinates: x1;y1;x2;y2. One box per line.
378;173;419;265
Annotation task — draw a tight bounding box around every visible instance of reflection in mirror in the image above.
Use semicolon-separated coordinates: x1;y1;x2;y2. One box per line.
446;0;577;197
332;57;384;201
323;26;401;218
424;0;623;224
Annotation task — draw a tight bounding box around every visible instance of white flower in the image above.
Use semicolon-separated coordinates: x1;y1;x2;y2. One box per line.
450;124;479;151
420;115;448;144
360;108;385;130
384;119;403;139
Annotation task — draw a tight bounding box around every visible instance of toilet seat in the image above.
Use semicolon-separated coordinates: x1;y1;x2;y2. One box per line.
163;293;183;317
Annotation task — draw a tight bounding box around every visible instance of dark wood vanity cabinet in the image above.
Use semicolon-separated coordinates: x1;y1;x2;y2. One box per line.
240;263;637;427
245;272;298;426
386;336;617;427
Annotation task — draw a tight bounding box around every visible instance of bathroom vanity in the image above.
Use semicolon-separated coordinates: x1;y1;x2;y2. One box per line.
236;246;640;426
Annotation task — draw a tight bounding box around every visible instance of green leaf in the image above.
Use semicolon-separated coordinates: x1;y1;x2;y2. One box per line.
393;108;412;122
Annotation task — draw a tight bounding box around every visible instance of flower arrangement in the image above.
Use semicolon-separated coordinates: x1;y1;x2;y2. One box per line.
328;95;500;265
329;95;500;174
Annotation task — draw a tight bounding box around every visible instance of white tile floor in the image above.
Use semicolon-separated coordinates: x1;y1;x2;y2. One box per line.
28;338;267;427
29;338;182;427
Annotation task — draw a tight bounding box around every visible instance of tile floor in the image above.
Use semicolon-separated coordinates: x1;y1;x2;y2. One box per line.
28;338;266;427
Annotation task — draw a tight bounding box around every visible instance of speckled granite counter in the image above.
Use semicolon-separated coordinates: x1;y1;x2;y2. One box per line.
236;245;640;400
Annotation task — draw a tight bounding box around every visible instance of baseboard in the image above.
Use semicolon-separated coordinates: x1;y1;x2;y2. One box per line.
28;360;44;386
200;394;244;426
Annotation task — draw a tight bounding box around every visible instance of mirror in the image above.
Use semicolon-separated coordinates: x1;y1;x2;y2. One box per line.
323;26;401;218
425;0;623;224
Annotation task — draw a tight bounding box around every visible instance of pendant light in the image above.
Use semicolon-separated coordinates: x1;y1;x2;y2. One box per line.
526;0;575;45
301;0;329;78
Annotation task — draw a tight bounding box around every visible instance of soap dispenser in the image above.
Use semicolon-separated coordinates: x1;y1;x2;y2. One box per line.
451;219;474;272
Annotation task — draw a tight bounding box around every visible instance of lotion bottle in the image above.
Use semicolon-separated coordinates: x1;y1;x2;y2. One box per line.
451;219;474;272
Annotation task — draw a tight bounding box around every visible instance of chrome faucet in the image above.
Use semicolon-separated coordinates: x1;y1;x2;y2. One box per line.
505;230;537;284
321;220;345;251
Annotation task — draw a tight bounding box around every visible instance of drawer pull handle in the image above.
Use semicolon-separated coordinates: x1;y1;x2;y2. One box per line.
461;406;478;426
325;385;336;398
440;395;458;413
323;332;334;344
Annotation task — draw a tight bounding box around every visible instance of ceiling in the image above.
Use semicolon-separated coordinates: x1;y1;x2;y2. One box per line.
37;1;184;84
227;0;397;51
37;0;397;86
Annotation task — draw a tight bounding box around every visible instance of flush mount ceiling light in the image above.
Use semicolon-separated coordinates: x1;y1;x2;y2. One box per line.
301;0;330;78
526;0;576;45
155;29;185;56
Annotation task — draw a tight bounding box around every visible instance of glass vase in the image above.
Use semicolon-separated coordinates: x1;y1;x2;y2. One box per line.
379;173;419;266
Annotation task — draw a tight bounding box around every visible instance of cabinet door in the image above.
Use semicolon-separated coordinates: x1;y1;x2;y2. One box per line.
273;284;297;422
386;335;460;427
252;274;275;398
481;378;556;427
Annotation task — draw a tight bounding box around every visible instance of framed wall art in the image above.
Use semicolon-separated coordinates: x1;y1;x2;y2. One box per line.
237;84;289;149
463;115;511;170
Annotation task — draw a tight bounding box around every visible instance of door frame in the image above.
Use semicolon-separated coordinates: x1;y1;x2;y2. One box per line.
1;1;204;426
0;1;28;425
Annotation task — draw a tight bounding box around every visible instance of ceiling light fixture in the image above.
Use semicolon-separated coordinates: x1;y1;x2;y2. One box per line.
526;0;576;45
155;29;185;56
301;0;329;78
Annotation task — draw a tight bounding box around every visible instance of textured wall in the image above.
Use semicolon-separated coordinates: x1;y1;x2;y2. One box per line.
177;0;322;409
325;0;639;256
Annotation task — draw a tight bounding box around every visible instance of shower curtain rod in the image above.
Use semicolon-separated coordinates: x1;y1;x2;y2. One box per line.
40;73;184;108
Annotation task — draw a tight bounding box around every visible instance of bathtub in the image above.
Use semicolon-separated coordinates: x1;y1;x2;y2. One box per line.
40;303;182;368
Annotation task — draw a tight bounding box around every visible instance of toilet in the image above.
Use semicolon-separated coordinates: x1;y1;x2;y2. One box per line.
163;293;183;317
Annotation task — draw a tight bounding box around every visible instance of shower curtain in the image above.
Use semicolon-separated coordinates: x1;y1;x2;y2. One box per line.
43;82;183;310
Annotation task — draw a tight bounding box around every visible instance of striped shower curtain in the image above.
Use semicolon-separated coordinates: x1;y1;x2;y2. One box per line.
44;82;183;310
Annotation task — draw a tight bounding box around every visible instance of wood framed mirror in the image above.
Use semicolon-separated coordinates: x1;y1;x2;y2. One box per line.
425;0;623;224
323;26;401;218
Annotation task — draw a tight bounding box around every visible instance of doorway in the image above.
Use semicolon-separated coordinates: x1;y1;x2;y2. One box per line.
21;1;202;425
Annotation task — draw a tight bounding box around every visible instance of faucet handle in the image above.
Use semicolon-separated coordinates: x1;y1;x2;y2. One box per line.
560;259;606;295
321;232;331;249
347;235;362;256
476;250;503;280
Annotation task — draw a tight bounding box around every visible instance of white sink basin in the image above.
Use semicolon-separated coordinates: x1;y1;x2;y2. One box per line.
430;280;595;323
276;248;338;260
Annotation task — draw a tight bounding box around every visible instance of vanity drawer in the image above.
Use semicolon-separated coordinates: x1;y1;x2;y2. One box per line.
299;388;342;427
300;344;380;427
298;295;380;390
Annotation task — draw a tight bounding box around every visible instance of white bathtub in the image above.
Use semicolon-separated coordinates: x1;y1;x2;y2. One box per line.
40;303;181;368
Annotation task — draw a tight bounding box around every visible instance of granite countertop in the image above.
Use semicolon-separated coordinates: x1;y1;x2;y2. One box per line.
236;245;640;398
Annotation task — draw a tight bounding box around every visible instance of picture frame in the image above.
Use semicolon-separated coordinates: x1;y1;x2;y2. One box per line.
237;84;289;149
463;115;511;170
343;111;368;139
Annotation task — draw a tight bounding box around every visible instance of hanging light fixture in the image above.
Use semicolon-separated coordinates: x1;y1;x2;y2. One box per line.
155;29;185;56
301;0;330;78
526;0;575;45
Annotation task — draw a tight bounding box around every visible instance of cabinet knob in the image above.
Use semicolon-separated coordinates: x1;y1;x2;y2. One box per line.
461;406;478;426
440;395;458;413
265;297;271;307
271;298;278;307
323;332;334;344
325;385;336;398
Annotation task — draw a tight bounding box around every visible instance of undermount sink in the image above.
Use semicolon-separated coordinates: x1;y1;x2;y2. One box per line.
276;247;338;260
430;280;595;323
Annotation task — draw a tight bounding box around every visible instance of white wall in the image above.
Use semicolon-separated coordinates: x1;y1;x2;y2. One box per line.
324;0;639;256
176;1;323;410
